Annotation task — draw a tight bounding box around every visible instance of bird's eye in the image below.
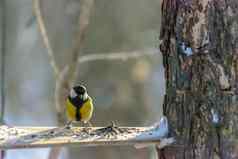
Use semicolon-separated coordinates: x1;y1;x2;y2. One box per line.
70;89;77;98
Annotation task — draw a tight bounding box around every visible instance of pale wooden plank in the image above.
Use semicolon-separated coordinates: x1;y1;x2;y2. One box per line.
0;125;170;149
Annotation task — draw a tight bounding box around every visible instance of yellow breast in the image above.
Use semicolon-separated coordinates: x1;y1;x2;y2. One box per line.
80;97;94;122
66;97;93;122
66;98;77;121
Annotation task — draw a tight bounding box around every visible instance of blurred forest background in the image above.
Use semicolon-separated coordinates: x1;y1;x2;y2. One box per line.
0;0;164;159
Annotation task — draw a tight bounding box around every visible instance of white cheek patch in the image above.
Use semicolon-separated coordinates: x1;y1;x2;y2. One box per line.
70;89;77;98
83;92;88;100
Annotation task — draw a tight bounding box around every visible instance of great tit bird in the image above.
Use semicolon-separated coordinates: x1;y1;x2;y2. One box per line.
66;85;94;127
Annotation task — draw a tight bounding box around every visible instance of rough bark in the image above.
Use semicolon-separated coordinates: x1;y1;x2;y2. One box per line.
159;0;238;158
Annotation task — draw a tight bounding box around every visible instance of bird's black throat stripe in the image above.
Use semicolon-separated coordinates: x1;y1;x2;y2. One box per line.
68;96;89;121
76;107;81;121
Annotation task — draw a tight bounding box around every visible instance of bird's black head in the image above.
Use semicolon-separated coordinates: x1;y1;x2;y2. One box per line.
74;85;86;95
69;85;88;101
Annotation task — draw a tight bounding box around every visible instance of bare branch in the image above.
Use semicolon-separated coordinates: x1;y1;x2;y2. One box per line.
33;0;60;76
0;126;173;149
78;48;159;64
54;66;69;125
67;0;95;84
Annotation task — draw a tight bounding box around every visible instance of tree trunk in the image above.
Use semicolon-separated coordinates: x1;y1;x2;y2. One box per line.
159;0;238;158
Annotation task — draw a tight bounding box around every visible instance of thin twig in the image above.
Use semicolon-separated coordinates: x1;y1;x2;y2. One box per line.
33;1;63;158
33;0;60;76
67;0;95;84
78;48;159;64
54;66;69;124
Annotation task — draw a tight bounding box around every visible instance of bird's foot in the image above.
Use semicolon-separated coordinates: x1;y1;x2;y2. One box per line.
64;121;73;129
82;121;93;134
